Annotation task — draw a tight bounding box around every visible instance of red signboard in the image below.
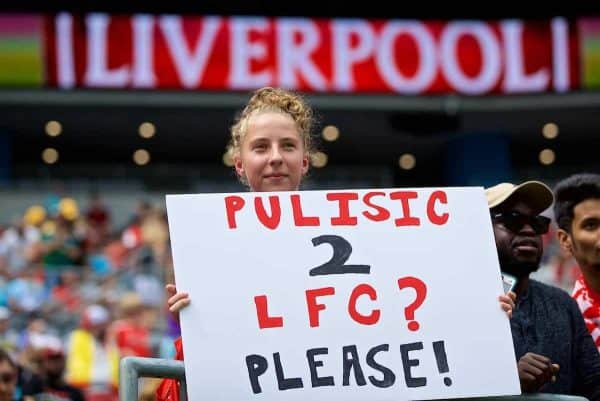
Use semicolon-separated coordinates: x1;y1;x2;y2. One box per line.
43;13;580;95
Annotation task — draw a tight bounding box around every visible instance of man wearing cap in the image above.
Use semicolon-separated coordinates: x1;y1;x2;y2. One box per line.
486;180;600;399
553;173;600;352
37;336;85;401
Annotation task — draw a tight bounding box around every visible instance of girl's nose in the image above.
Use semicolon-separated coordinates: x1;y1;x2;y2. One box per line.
269;146;283;164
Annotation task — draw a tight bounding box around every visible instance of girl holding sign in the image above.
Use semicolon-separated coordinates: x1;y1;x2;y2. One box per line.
157;86;516;401
157;86;315;401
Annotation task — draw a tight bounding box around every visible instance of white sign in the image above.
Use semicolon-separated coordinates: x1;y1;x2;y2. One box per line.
166;187;520;401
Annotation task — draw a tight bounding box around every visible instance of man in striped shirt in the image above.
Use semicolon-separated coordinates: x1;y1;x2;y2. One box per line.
554;173;600;351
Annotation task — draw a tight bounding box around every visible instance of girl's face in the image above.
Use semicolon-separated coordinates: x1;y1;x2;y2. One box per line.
235;112;309;192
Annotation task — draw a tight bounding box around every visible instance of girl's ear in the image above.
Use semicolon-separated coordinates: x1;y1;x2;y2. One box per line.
234;154;244;177
301;153;309;175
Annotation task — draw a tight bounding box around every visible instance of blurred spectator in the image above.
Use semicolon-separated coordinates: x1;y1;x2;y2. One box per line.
0;308;18;358
16;363;42;401
0;347;41;401
85;193;110;238
139;210;169;269
17;316;57;360
87;247;113;280
57;200;79;225
102;236;127;272
121;201;151;251
36;336;85;401
108;293;151;358
64;305;118;401
50;271;82;314
7;271;47;318
48;270;83;336
41;218;81;269
0;211;42;277
129;250;162;309
43;194;61;221
0;348;20;401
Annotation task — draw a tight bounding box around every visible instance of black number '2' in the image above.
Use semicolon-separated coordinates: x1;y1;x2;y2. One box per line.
309;235;371;276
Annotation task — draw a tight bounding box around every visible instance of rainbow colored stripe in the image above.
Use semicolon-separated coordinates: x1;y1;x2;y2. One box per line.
0;14;44;86
580;18;600;89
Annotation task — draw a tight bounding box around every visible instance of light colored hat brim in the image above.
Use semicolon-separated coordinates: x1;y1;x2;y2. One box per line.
486;180;554;215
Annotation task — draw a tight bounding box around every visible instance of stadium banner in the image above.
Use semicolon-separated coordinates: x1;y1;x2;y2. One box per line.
6;13;600;94
165;187;520;401
43;14;580;94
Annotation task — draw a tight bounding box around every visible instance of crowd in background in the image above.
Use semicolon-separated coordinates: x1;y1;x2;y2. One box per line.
0;192;179;401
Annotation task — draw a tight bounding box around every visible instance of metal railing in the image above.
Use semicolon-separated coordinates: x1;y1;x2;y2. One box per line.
120;357;187;401
119;356;589;401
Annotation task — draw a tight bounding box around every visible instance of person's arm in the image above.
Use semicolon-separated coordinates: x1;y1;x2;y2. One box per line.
570;298;600;400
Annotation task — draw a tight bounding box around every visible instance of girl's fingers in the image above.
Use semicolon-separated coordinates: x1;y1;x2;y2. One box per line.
166;284;177;296
164;283;191;318
169;298;191;313
167;292;189;306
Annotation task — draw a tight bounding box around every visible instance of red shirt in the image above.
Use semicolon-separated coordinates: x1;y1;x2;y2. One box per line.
572;273;600;351
156;338;184;401
110;320;151;357
52;286;81;312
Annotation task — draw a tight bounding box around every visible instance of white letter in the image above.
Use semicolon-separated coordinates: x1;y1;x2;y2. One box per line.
276;18;327;91
441;22;501;95
56;13;75;88
331;19;375;91
376;21;436;94
84;13;129;87
159;15;221;88
552;17;569;92
132;14;156;87
229;17;272;89
502;20;549;92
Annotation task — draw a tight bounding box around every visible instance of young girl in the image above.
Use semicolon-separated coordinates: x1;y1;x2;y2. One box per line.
157;87;515;401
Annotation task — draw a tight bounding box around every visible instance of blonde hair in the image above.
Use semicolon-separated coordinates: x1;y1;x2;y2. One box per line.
226;87;316;169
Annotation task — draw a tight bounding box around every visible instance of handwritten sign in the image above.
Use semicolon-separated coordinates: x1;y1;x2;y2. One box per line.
166;187;520;401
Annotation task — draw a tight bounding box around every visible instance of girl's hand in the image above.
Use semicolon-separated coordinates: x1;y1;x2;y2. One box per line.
166;284;191;322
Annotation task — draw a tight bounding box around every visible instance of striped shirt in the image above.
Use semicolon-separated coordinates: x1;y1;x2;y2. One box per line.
572;274;600;352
